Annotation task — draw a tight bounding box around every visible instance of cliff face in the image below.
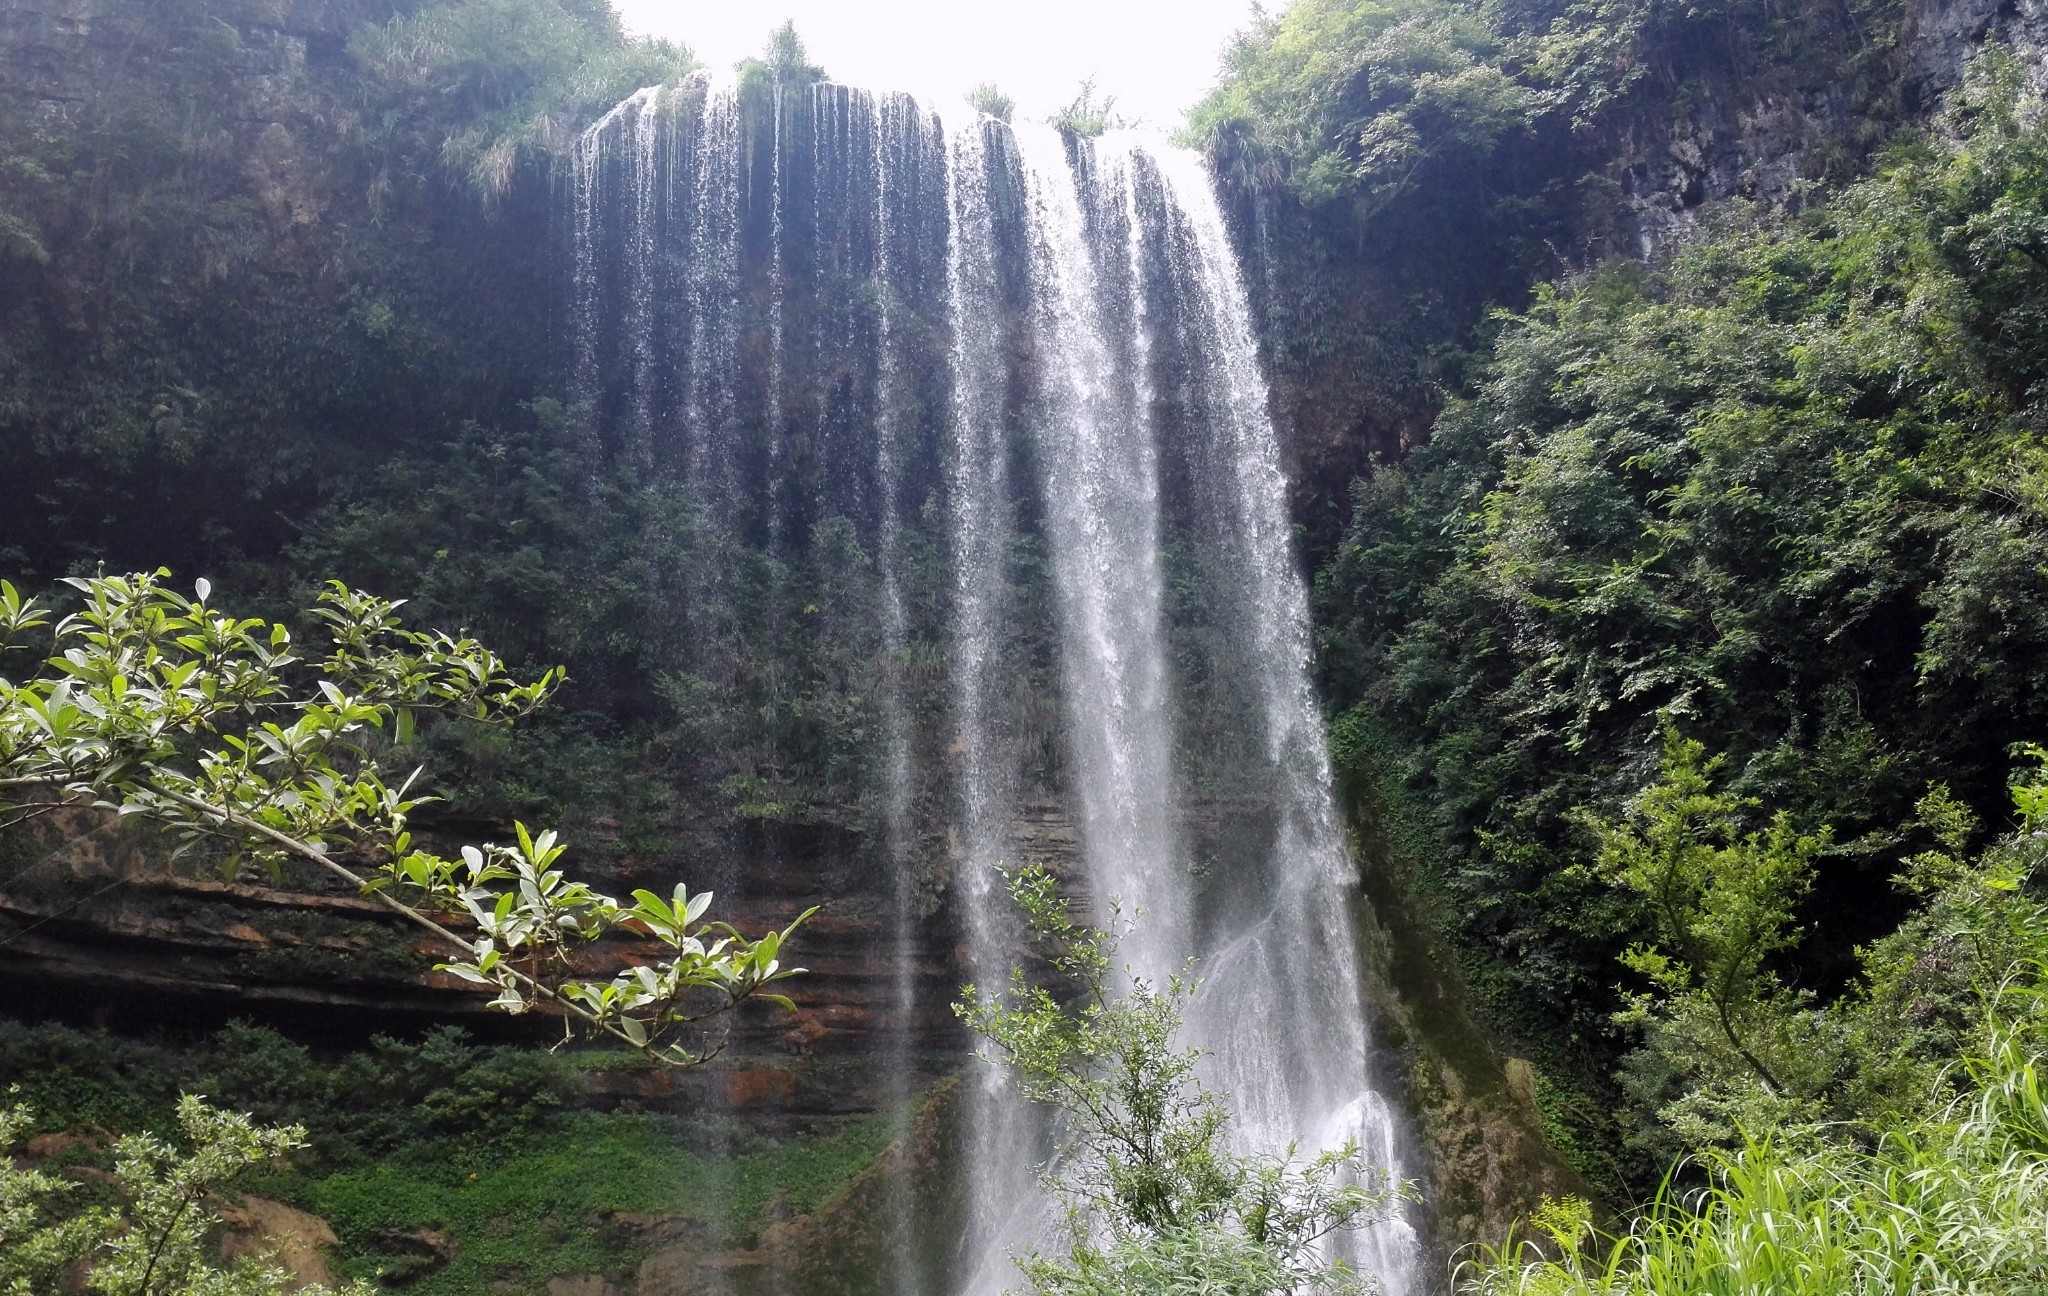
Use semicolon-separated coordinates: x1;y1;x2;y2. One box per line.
1235;0;2048;554
1603;0;2048;254
0;0;386;111
0;0;563;590
0;804;979;1123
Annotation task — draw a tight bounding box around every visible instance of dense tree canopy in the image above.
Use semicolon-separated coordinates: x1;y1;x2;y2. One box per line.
1314;48;2048;1184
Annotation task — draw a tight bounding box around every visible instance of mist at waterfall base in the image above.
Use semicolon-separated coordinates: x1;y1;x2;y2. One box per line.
568;77;1422;1295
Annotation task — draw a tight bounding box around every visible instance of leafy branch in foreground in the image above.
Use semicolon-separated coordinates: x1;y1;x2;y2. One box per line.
0;570;810;1065
957;865;1409;1295
0;1092;375;1296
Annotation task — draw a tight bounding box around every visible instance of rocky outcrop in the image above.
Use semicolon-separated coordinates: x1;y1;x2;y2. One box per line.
217;1195;346;1291
1351;830;1588;1256
0;805;1007;1117
1606;0;2048;256
1907;0;2048;106
0;809;508;1036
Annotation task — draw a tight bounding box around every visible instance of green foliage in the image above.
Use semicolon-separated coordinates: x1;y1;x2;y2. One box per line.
350;0;696;198
1463;1008;2048;1295
0;1093;374;1296
0;1021;573;1158
0;1098;109;1295
0;0;970;905
968;83;1016;124
1192;0;1535;207
0;1021;902;1293
1313;53;2048;1178
1049;80;1124;138
1193;0;1903;211
1191;0;1921;527
957;867;1405;1295
738;21;827;96
1468;736;2048;1284
1589;725;1832;1143
295;1105;895;1292
289;425;936;850
1593;737;2047;1175
0;571;809;1063
0;0;680;592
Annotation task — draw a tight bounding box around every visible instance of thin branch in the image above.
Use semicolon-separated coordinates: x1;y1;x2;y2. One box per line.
0;775;75;791
149;786;668;1062
0;875;132;949
0;802;80;839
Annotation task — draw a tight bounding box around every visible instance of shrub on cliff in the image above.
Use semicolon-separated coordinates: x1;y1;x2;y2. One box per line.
0;1093;375;1296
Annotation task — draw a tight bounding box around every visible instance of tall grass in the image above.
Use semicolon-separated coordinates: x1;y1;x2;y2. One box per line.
1462;1023;2048;1295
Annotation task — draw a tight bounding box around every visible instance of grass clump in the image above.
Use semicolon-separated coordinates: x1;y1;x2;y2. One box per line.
1464;1013;2048;1294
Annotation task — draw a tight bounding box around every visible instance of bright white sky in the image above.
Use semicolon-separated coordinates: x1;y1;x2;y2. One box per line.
611;0;1269;129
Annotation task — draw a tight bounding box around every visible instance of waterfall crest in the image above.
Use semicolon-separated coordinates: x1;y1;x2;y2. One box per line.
567;78;1420;1295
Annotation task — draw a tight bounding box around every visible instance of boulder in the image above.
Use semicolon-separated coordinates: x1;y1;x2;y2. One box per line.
216;1195;341;1291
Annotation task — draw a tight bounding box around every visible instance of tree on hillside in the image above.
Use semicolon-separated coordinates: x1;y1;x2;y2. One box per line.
957;865;1410;1295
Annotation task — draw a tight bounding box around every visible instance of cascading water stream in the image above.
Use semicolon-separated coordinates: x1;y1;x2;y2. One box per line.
942;115;1049;1296
683;77;743;507
1148;145;1418;1283
766;78;789;550
568;83;1421;1296
1009;124;1186;984
872;88;948;1296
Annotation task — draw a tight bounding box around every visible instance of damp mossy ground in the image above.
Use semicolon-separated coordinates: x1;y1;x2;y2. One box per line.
0;1021;903;1295
275;1108;899;1293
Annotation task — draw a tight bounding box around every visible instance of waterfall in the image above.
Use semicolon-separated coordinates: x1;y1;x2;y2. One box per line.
1147;145;1418;1283
1010;124;1186;979
943;114;1047;1296
568;82;1420;1296
683;76;743;507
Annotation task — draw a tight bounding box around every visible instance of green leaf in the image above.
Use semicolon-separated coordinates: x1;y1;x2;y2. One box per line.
632;889;677;927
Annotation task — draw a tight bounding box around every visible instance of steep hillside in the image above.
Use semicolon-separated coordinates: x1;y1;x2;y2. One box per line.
1203;0;2048;1196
